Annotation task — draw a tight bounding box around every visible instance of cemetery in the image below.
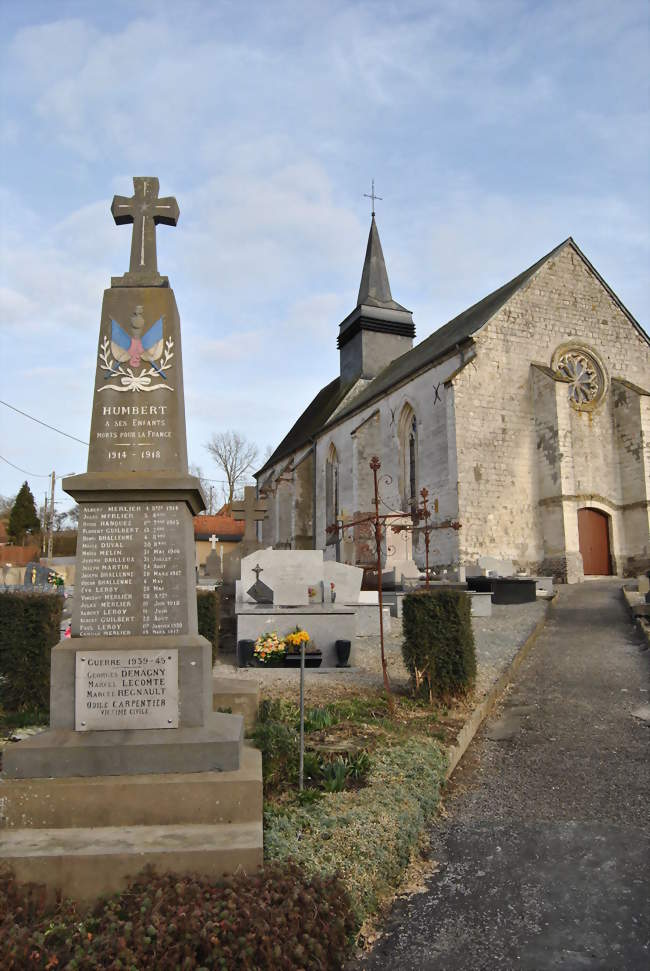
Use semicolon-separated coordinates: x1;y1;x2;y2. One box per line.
1;176;644;971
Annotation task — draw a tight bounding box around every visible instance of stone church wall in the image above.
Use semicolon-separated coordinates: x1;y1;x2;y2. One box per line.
452;244;649;579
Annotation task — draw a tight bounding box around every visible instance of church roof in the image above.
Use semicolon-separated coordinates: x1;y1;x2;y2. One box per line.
257;376;355;478
257;237;648;478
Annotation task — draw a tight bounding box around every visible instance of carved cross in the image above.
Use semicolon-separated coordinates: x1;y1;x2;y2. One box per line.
231;485;268;543
111;177;179;279
252;564;263;582
209;533;218;551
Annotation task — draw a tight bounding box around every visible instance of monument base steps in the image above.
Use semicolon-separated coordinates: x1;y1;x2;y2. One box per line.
2;821;263;907
212;677;259;734
0;747;263;907
3;712;243;780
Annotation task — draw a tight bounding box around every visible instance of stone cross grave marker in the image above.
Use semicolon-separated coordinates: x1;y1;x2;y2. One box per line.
209;533;218;550
111;176;180;287
232;486;268;544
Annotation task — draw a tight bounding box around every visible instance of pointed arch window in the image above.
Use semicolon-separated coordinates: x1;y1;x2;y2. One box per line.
398;404;418;516
325;444;339;545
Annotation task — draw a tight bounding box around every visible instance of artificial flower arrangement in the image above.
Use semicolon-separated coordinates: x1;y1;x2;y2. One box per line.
284;627;321;655
253;631;287;665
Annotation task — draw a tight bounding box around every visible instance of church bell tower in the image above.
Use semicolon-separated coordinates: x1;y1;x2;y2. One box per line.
338;214;415;383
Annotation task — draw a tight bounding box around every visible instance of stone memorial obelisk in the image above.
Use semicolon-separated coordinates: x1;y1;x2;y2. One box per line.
2;180;262;902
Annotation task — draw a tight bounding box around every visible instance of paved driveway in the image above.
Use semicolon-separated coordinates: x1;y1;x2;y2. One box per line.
358;580;650;971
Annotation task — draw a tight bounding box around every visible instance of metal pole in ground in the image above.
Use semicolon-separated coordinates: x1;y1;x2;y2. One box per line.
299;639;305;791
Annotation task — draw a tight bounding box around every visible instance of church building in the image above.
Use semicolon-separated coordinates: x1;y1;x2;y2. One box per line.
256;217;649;582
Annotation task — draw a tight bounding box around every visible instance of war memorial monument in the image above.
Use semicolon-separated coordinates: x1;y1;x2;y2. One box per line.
1;178;262;902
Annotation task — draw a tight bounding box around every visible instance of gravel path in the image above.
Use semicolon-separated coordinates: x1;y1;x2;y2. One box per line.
355;579;650;970
213;599;548;702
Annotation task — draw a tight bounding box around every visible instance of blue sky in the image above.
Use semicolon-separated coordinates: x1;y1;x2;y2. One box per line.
1;0;648;513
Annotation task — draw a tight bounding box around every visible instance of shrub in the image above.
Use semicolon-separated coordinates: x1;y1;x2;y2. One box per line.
402;589;476;700
0;862;354;970
197;589;220;662
0;592;62;716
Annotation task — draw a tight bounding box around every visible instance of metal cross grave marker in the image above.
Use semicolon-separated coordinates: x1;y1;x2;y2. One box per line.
111;177;179;284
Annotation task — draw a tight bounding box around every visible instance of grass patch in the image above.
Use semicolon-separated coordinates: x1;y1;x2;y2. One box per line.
252;691;448;929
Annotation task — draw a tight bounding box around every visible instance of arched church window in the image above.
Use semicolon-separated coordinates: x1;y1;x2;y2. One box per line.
408;416;417;516
398;404;418;515
325;444;339;545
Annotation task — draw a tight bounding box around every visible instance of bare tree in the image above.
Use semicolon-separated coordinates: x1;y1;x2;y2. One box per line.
190;464;216;514
205;432;258;510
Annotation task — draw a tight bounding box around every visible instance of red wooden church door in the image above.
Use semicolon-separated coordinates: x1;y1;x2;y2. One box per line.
578;508;611;575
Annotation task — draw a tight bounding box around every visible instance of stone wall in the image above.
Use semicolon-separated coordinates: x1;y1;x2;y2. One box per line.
452;244;649;579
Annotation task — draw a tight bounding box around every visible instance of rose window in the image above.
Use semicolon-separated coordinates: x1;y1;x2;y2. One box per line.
552;347;606;409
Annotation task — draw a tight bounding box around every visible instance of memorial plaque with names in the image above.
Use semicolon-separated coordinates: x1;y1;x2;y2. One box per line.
75;649;179;730
77;501;188;637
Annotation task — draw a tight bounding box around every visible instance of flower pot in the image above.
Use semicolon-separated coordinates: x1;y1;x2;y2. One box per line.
335;639;351;668
284;652;323;668
237;639;255;668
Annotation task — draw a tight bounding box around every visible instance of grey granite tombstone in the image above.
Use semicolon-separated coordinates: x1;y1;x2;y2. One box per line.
4;177;242;780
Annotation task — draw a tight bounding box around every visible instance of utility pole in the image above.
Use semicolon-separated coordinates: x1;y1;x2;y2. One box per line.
42;492;48;553
47;471;55;561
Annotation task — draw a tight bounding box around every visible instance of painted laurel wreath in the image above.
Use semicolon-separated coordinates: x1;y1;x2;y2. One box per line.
97;335;175;393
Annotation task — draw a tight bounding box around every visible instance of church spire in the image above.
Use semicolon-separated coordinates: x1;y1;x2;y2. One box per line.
337;211;415;383
356;215;408;311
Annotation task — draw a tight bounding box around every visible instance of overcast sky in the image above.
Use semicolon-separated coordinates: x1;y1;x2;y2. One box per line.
1;0;648;514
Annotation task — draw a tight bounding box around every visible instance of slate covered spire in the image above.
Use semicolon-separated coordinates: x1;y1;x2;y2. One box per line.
338;214;415;382
356;215;407;311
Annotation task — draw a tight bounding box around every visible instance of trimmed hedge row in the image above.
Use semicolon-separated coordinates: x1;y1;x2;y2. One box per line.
1;861;354;970
197;589;220;662
0;592;62;715
402;588;476;700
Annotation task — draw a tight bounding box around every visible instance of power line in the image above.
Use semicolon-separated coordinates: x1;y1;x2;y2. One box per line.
0;399;89;446
0;454;51;478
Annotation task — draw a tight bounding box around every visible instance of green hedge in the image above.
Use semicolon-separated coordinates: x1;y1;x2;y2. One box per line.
197;589;220;663
402;589;476;700
0;592;62;715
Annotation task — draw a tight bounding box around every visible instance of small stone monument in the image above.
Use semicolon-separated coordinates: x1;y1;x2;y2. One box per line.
204;533;223;580
1;178;262;903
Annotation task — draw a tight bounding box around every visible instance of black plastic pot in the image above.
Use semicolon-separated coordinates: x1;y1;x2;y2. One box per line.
285;652;323;668
335;639;352;668
237;639;255;668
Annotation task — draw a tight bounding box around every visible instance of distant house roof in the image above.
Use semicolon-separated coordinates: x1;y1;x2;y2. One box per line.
256;237;648;478
193;514;245;542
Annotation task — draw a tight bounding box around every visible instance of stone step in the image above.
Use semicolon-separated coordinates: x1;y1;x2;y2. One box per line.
212;678;259;733
2;820;263;906
1;745;262;829
3;711;243;779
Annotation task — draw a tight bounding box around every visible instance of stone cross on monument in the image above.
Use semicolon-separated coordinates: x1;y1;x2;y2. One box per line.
232;486;268;545
209;533;218;551
111;176;180;288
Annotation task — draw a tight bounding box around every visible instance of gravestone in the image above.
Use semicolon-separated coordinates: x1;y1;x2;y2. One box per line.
231;486;268;558
204;533;223;580
1;179;261;903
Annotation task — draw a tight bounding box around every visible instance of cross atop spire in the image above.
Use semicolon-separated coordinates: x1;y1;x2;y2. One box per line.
363;178;383;217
